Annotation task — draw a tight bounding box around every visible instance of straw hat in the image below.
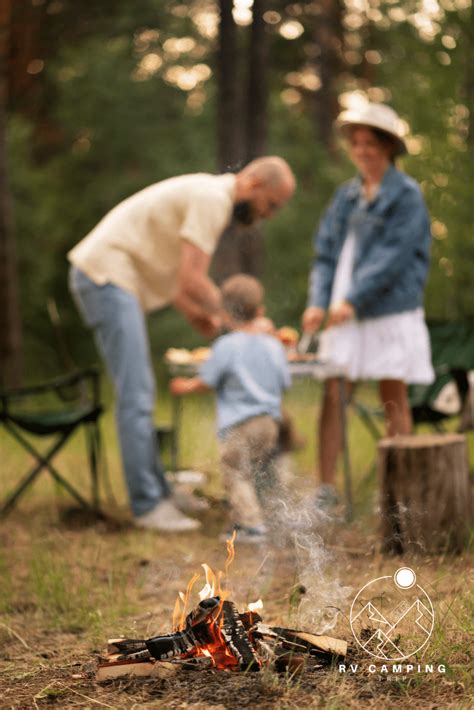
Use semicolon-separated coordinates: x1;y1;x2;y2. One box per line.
337;102;407;155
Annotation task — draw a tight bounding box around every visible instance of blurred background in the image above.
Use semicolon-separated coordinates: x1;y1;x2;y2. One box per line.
1;0;472;384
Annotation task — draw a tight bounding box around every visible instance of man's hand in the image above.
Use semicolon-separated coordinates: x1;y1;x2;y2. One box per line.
326;300;355;327
173;241;223;337
190;314;222;338
302;306;326;333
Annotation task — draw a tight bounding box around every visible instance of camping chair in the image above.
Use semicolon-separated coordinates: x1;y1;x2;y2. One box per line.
0;367;103;517
353;367;470;440
353;320;474;440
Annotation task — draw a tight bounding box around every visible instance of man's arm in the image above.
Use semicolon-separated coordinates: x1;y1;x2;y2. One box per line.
173;241;222;336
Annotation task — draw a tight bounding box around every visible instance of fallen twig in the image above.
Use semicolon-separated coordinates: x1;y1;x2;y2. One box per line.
0;622;30;649
34;679;115;708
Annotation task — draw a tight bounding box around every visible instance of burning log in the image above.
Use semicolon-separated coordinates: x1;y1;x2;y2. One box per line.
268;628;347;662
97;601;346;680
96;659;175;682
146;596;222;661
217;601;260;670
96;539;346;681
101;597;222;667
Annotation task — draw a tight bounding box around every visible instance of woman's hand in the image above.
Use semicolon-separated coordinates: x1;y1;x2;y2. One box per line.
326;300;355;327
302;306;326;333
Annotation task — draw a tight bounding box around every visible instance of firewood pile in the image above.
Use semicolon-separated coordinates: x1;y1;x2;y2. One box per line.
97;595;347;680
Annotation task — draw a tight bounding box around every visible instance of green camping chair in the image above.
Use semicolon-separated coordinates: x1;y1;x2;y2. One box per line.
410;321;473;430
0;367;103;517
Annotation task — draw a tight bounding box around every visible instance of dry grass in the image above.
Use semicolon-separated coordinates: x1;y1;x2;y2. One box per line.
0;382;473;708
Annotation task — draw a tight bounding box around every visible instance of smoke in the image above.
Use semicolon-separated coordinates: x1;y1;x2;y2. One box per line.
290;526;352;634
261;456;353;634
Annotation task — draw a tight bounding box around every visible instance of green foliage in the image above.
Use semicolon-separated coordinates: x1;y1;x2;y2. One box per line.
370;7;474;319
7;1;473;375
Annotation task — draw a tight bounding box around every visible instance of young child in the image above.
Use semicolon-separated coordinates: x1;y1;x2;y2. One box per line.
170;274;291;543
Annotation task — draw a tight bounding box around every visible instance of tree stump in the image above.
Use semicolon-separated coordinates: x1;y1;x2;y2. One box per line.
378;434;472;554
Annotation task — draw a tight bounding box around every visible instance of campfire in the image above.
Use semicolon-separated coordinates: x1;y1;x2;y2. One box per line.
97;535;347;680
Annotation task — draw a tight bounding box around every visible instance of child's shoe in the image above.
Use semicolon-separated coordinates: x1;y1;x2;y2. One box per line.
314;483;339;510
222;524;267;544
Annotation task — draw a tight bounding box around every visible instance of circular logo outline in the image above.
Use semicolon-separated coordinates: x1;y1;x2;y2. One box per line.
349;570;435;661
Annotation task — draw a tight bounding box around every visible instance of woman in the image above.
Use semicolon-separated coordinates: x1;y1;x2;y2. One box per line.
302;102;434;508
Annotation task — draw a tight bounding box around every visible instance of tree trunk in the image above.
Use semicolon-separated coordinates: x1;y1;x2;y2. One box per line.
311;0;344;152
213;1;269;283
378;434;472;554
217;0;242;171
245;0;268;162
211;223;263;285
0;0;22;386
8;0;43;112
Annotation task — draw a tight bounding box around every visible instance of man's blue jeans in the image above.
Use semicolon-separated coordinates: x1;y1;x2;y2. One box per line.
69;266;171;515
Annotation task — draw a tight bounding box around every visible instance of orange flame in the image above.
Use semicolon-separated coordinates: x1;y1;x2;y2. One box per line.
224;530;236;576
172;571;200;631
171;533;242;669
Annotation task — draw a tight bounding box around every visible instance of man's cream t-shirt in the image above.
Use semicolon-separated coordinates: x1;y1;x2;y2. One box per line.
68;173;236;312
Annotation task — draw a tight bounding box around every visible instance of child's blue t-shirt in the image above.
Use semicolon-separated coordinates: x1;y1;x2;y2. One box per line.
199;331;291;436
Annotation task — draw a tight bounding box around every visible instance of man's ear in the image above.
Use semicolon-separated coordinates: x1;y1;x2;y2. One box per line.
257;305;265;316
246;173;262;191
241;175;262;199
235;171;262;200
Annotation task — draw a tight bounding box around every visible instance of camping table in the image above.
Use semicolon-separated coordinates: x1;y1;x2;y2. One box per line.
165;359;354;521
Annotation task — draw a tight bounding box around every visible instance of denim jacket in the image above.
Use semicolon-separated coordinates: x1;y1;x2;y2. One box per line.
308;165;431;319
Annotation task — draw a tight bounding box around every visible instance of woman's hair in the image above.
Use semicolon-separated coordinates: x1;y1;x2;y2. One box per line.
221;274;264;322
371;127;399;163
347;125;399;163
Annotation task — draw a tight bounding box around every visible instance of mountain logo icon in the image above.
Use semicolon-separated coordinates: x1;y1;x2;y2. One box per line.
350;568;434;661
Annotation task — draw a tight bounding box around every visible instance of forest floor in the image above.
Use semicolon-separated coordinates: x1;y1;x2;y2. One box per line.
1;384;473;708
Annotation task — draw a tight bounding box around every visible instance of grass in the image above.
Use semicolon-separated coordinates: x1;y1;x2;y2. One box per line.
0;375;473;708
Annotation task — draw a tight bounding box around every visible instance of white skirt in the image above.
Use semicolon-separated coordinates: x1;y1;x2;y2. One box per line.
318;308;435;384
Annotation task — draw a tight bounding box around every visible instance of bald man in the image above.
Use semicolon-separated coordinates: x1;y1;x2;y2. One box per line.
68;157;295;531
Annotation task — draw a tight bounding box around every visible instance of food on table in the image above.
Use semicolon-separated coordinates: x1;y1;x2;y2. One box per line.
165;338;317;366
165;347;211;365
191;347;211;363
277;326;299;347
287;351;318;362
165;348;193;365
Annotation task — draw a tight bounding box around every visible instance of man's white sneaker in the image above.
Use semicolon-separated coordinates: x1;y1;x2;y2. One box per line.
134;499;201;532
173;489;210;513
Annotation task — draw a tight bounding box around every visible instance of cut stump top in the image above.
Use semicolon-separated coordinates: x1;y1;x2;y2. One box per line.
377;433;466;449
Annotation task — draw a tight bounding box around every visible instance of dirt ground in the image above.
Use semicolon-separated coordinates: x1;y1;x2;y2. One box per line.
0;501;472;710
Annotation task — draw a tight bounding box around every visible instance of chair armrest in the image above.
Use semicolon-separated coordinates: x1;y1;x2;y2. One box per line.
0;367;101;403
